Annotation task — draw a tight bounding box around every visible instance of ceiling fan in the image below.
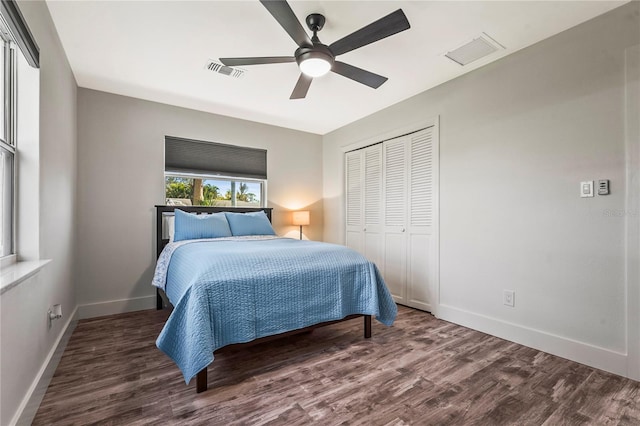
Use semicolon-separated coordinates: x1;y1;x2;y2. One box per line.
220;0;410;99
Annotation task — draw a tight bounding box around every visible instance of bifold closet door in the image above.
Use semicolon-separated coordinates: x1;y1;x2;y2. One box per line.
382;127;436;311
383;137;408;302
345;150;363;253
345;145;383;267
362;145;383;269
406;128;435;311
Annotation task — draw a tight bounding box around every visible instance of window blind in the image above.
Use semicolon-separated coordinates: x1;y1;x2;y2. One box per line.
165;136;267;180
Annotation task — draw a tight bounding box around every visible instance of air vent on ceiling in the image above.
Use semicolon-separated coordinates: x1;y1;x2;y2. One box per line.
205;60;245;78
445;33;504;66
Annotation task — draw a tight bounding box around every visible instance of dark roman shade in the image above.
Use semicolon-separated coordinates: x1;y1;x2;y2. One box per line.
0;0;39;68
165;136;267;180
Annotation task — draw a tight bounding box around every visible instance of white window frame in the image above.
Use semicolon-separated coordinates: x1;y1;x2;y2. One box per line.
0;23;16;260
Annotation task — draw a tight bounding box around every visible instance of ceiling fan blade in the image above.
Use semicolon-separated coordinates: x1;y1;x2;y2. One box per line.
260;0;312;48
219;56;295;66
329;9;410;57
290;73;312;99
332;61;388;89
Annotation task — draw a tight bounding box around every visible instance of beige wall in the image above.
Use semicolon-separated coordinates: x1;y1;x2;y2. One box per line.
76;89;323;317
323;2;640;378
0;1;78;424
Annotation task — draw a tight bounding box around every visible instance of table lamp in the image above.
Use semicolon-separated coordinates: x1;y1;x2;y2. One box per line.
292;210;310;240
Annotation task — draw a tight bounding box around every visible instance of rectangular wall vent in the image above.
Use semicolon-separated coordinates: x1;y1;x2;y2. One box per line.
205;60;245;78
445;33;504;66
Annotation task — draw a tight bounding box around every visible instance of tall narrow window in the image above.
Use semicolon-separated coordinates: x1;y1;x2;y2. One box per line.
0;34;15;257
0;0;39;258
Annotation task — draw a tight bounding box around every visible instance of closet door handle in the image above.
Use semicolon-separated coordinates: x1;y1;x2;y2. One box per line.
402;228;406;232
363;227;367;232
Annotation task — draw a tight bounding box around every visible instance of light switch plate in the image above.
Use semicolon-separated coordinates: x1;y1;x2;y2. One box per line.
580;181;594;198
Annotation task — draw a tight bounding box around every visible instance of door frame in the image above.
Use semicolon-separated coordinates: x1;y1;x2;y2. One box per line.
625;45;640;380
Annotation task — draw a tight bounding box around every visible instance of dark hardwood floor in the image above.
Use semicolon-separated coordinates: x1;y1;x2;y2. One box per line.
33;306;640;425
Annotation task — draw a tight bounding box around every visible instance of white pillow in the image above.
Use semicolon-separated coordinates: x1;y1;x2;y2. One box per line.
162;214;175;242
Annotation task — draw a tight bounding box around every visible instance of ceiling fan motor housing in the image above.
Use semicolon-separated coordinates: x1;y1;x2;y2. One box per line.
297;13;334;68
295;44;334;68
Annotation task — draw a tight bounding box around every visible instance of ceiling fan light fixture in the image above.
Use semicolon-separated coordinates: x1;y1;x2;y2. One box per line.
300;57;331;77
296;46;334;77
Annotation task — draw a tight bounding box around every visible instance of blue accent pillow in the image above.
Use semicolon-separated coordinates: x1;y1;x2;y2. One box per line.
173;209;232;242
225;211;276;236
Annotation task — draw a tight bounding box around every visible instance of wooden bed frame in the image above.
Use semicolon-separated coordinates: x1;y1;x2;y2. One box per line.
154;205;372;393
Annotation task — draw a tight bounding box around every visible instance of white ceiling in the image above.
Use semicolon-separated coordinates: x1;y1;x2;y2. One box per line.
46;1;626;135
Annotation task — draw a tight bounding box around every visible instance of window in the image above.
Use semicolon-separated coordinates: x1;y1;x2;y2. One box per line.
164;136;268;208
0;1;40;259
0;31;15;257
165;174;265;207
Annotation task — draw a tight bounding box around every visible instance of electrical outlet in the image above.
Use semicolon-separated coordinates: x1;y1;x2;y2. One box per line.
48;304;63;328
503;290;515;307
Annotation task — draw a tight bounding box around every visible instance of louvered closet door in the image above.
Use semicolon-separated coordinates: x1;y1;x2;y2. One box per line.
345;150;364;253
406;127;435;311
362;145;383;269
383;136;408;302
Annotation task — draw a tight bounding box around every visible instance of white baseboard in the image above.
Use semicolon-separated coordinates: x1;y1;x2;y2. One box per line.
78;295;156;319
14;306;79;426
437;304;628;378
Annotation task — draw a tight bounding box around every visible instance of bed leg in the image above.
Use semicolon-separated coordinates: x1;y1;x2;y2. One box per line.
364;315;372;338
196;368;208;393
156;289;163;310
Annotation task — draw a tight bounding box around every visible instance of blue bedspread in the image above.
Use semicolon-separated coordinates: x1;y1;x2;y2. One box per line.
152;237;397;384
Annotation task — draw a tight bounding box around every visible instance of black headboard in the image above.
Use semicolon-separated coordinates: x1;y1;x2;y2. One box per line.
155;205;273;258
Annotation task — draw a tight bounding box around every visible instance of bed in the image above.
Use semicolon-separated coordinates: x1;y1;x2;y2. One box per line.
152;205;397;393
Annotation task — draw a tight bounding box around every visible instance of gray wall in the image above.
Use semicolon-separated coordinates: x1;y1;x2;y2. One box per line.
323;2;640;376
76;89;323;317
0;1;78;424
3;5;638;424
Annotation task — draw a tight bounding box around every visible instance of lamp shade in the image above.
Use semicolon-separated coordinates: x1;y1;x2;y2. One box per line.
292;210;310;226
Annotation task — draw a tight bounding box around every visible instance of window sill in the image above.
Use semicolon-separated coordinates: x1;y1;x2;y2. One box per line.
0;259;51;295
0;254;17;269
